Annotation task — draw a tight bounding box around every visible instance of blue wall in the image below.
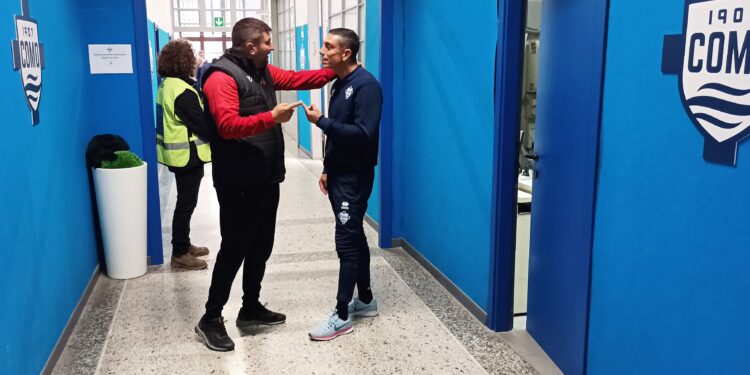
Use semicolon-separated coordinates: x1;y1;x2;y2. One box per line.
148;20;157;120
588;1;750;374
366;0;381;223
0;1;153;373
1;1;95;373
148;21;171;122
391;0;497;309
158;28;169;50
296;24;312;153
80;0;145;157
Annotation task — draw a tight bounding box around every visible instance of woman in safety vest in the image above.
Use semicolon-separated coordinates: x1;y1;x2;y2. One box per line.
156;39;212;270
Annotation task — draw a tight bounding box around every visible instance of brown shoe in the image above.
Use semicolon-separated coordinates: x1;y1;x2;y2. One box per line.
189;245;210;257
171;253;208;270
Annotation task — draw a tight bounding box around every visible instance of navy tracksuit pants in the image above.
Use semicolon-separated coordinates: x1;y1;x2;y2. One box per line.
327;168;375;303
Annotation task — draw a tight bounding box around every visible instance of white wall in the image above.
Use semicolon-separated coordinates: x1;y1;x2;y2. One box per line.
147;0;173;33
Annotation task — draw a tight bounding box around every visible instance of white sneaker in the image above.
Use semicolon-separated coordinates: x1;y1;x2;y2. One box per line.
348;297;378;317
308;311;353;341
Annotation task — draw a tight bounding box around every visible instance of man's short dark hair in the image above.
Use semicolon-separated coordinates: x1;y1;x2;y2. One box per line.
232;17;272;48
329;28;359;63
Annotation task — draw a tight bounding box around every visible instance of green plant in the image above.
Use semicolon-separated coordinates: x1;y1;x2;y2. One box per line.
99;151;144;169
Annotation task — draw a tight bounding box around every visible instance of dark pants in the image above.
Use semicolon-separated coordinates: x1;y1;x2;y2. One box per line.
204;184;280;318
171;164;204;257
327;169;375;303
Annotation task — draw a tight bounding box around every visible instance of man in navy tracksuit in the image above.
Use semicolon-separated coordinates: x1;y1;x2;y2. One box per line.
303;28;383;341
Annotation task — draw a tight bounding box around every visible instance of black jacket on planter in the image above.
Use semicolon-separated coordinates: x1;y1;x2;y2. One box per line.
202;54;282;190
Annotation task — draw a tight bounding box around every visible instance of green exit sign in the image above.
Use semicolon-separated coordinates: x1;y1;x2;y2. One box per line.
213;17;224;27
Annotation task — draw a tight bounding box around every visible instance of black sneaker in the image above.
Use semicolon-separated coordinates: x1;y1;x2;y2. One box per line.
195;316;235;351
236;302;286;326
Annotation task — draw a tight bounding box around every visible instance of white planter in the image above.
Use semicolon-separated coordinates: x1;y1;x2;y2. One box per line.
93;162;148;279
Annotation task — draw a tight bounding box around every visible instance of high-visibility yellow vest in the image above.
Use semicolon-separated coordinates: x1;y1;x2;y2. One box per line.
156;77;211;167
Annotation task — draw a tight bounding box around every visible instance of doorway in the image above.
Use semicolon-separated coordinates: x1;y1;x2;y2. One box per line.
489;0;609;374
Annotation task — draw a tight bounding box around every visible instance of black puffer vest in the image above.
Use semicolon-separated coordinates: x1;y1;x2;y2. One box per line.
202;54;284;189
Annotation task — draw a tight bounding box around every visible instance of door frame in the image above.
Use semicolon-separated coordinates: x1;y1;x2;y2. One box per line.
487;0;527;333
487;1;609;373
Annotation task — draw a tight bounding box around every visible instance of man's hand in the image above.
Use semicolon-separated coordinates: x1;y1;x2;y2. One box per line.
303;104;323;124
271;101;303;123
319;173;328;195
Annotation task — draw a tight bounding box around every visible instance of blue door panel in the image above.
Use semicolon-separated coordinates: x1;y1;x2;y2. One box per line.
526;1;608;374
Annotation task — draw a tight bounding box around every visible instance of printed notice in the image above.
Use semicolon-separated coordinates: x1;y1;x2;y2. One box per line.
88;44;133;74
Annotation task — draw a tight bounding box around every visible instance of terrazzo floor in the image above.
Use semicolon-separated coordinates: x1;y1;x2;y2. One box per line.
52;133;556;375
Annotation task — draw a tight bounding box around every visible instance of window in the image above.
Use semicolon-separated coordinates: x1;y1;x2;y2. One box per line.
276;0;295;70
327;0;365;65
171;0;272;63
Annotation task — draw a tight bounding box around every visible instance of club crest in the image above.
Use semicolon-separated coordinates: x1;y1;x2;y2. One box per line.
11;0;45;125
662;0;750;166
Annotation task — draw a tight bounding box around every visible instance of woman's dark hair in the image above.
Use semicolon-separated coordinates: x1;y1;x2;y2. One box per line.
157;39;196;78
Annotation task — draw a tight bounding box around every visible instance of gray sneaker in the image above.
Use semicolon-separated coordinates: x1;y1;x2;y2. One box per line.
309;311;353;341
348;297;378;317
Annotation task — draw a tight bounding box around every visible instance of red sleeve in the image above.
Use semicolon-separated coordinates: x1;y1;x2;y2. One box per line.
203;71;276;139
268;65;336;91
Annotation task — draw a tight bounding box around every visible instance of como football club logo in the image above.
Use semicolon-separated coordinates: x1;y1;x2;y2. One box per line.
663;0;750;166
11;0;45;125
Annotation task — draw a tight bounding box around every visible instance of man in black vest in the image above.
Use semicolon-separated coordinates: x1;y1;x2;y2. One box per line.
195;18;336;352
303;29;383;341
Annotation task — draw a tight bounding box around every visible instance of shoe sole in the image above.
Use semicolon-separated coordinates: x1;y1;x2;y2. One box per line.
309;326;354;341
172;263;208;270
351;310;378;318
194;326;234;352
236;319;286;327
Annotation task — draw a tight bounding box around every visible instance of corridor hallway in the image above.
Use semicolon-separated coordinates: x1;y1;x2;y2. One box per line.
51;134;544;375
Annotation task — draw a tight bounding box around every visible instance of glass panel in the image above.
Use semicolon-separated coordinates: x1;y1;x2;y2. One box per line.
330;14;341;29
331;0;343;13
344;9;357;32
177;0;199;9
179;10;200;26
241;10;258;19
344;0;357;9
204;41;225;60
187;40;201;55
237;0;261;9
180;31;202;37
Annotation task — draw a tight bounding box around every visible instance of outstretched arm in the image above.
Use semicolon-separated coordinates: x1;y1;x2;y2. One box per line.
268;64;336;91
203;72;277;139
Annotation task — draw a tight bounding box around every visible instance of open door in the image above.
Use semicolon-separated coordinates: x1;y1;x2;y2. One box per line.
524;1;609;374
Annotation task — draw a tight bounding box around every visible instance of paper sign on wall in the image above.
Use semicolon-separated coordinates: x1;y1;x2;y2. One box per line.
88;44;133;74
